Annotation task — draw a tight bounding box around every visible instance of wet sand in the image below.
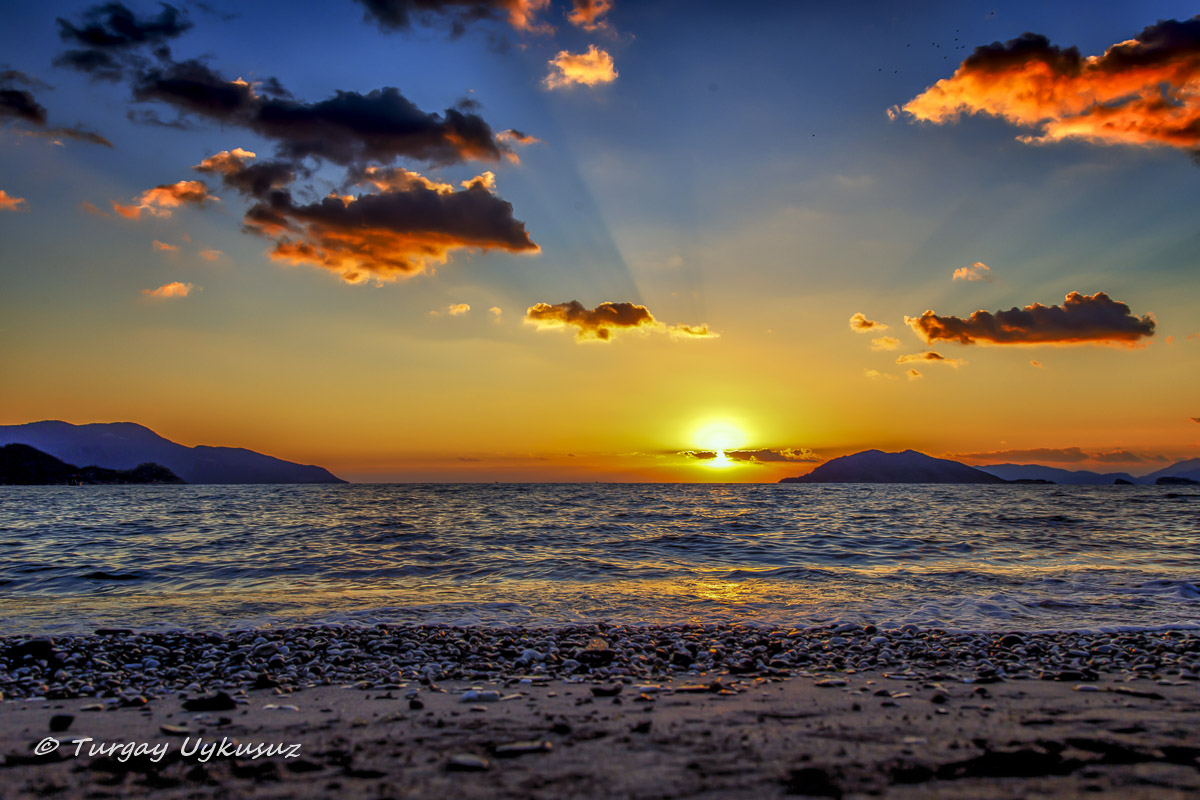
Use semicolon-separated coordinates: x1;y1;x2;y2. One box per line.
4;624;1200;797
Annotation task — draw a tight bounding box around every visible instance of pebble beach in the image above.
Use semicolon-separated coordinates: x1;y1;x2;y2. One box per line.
4;623;1200;797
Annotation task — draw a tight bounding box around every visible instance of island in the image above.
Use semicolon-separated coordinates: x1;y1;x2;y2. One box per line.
0;443;184;485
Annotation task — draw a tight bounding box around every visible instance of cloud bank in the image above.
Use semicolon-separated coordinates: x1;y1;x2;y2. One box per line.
525;300;716;342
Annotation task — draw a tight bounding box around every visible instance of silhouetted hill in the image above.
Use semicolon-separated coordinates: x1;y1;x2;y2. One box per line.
0;443;183;485
976;464;1142;485
0;421;345;484
1156;476;1199;486
780;450;1007;484
1145;458;1200;484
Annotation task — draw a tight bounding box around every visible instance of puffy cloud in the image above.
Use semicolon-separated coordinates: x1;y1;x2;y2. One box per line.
896;351;964;367
112;180;214;219
152;239;177;251
142;281;195;298
489;306;502;315
353;0;551;33
544;45;618;89
567;0;612;31
871;335;900;351
525;300;717;343
134;61;514;166
0;190;26;212
849;312;886;333
194;148;537;284
448;303;470;315
525;300;654;340
899;19;1200;152
244;177;537;285
953;261;993;282
198;248;224;260
907;291;1155;346
54;3;192;83
863;369;894;380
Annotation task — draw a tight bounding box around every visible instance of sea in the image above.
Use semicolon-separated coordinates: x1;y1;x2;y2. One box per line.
1;484;1198;636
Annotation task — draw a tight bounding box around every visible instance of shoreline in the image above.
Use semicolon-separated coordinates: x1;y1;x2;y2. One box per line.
4;624;1200;797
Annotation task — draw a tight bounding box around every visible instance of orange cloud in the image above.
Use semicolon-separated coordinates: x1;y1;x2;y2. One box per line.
900;19;1200;151
113;180;214;220
1030;359;1043;368
871;335;900;351
448;303;471;316
567;0;612;31
906;291;1155;346
526;300;655;341
198;248;224;261
953;261;993;282
246;175;538;285
152;240;178;252
896;351;964;367
863;369;894;380
489;306;502;316
194;148;257;175
354;0;552;32
849;312;887;333
142;281;195;298
544;45;618;89
906;369;922;380
0;189;26;211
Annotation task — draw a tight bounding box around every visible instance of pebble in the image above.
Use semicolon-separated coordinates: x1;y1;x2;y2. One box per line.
447;753;490;772
0;624;1194;703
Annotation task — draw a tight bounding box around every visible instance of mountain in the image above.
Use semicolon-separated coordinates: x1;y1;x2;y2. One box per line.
0;421;345;484
0;443;183;485
976;464;1142;485
1144;458;1200;484
780;450;1007;484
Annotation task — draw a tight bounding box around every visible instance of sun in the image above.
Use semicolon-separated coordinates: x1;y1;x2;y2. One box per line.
692;420;748;469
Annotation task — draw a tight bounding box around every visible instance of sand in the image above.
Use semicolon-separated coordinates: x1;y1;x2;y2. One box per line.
4;670;1200;799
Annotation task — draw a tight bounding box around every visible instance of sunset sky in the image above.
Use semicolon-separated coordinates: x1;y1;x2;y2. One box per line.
2;0;1199;482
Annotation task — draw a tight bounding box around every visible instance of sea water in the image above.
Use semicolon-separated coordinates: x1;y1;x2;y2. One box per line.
1;483;1197;635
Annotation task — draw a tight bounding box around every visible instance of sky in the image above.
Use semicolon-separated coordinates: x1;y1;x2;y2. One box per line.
1;0;1199;482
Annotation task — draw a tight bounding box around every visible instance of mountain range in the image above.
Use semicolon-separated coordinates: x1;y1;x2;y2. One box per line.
0;421;344;484
782;450;1200;485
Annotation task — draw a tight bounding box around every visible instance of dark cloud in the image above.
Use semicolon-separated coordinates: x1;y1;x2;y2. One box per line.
900;17;1200;151
906;291;1156;346
679;448;822;464
1091;450;1148;464
354;0;550;33
132;60;511;166
525;300;655;340
55;2;192;81
0;87;47;125
0;71;111;146
200;149;537;283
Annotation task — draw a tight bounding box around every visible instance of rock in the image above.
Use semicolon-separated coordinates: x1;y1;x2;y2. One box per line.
460;689;500;703
409;698;425;710
782;766;842;798
493;740;553;758
447;753;490;772
182;691;238;712
590;684;622;698
49;714;74;732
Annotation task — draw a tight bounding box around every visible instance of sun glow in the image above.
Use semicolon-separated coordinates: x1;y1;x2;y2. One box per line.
692;420;748;469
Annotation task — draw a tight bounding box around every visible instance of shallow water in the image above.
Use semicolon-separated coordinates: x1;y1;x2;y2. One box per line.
1;483;1198;635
